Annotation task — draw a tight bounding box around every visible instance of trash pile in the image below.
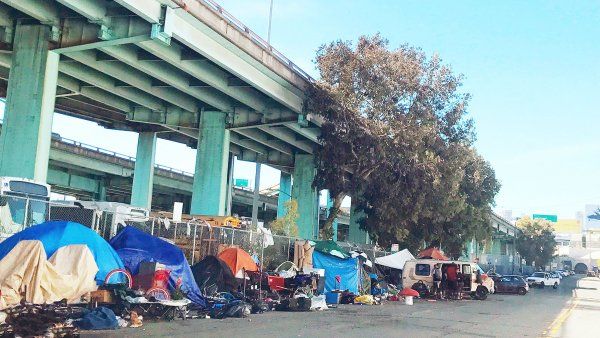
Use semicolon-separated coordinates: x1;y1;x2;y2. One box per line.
0;220;428;334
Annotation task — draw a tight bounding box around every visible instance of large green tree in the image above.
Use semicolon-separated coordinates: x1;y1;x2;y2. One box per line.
310;34;499;252
516;216;557;269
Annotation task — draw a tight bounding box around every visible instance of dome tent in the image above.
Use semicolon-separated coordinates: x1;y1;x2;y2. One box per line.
0;220;124;284
109;226;206;308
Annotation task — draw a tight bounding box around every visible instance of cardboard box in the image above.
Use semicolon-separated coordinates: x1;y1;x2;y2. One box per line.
90;290;113;304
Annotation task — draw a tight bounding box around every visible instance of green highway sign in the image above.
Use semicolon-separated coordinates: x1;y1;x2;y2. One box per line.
234;178;249;188
533;214;558;222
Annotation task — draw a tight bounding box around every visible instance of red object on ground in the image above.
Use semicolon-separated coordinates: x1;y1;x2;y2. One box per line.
399;288;420;297
417;247;449;260
267;275;286;291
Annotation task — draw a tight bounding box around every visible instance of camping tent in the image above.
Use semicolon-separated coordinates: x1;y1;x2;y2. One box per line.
0;240;99;309
218;247;258;278
375;249;415;270
313;251;360;294
191;256;238;295
314;240;350;259
0;221;124;284
109;226;205;308
417;247;448;261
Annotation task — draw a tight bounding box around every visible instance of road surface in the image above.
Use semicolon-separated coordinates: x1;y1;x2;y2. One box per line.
85;275;594;337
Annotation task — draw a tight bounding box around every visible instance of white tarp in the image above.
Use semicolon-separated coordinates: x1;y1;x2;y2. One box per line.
374;249;415;270
0;240;99;309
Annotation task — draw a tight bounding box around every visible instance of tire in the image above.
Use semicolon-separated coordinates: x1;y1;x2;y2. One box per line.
540;282;545;288
517;287;527;295
553;283;558;289
476;286;488;300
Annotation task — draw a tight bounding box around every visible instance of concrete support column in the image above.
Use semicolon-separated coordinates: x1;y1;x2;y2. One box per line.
277;172;292;218
349;196;369;244
251;162;261;228
0;24;58;181
291;154;318;239
326;190;339;241
130;132;157;209
190;111;230;215
225;154;235;216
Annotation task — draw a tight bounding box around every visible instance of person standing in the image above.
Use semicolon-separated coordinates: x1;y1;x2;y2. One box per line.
433;264;442;299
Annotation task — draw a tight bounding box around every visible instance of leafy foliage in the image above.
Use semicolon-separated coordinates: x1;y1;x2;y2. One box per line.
309;35;500;252
516;217;557;269
269;199;299;237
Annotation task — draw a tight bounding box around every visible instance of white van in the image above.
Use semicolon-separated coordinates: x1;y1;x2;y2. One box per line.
402;259;495;300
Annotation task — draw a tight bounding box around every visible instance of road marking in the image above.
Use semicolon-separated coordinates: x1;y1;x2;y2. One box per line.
542;298;579;337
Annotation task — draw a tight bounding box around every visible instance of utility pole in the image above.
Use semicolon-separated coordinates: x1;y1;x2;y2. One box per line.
267;0;274;44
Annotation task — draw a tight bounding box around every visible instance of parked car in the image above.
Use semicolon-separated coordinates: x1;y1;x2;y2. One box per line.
493;275;529;295
526;272;560;289
569;270;575;276
555;270;569;277
550;271;563;280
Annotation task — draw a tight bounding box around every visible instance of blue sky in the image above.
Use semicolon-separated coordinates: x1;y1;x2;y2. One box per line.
27;1;600;218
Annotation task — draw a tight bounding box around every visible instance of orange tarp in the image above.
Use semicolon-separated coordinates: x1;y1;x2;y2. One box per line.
218;247;258;276
417;247;449;261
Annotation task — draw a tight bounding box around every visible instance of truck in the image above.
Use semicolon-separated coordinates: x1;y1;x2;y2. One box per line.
0;176;51;239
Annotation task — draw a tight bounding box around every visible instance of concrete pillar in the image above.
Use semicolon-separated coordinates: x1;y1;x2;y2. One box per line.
349;196;369;244
291;154;318;239
225;154;235;216
326;190;339;241
251;162;261;228
130;132;157;209
190;111;230;215
277;172;291;218
0;24;58;181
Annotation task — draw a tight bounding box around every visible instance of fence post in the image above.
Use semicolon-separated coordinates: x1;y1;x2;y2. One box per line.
173;221;178;241
150;218;155;236
231;228;235;246
259;231;265;301
23;197;30;230
191;222;198;265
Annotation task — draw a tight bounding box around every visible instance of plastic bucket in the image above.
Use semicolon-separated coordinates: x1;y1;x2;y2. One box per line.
325;291;341;304
404;296;414;305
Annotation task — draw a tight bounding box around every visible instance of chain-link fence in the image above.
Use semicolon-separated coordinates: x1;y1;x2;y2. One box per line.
0;195;392;271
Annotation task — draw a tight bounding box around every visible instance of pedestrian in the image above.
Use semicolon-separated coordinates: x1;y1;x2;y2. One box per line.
433;264;442;299
441;266;448;300
446;263;458;300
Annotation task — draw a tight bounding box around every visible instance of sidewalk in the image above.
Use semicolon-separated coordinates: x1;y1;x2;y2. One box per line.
544;276;600;337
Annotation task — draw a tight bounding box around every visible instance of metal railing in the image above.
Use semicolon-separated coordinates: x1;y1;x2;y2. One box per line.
199;0;315;83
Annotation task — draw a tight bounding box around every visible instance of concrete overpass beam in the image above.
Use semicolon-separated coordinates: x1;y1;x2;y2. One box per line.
277;172;291;218
190;111;230;216
130;132;157;209
291;154;318;239
0;24;58;181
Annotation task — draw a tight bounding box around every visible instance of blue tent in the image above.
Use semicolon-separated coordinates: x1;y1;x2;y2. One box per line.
0;221;124;284
313;251;360;294
109;226;206;308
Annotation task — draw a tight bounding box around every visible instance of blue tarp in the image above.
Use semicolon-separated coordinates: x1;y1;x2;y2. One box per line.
109;226;206;308
312;251;360;294
0;221;124;284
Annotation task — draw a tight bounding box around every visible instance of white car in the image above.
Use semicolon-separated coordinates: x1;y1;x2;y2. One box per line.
526;272;560;289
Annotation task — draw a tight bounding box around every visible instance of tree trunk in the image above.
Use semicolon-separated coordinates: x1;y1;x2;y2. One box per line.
321;193;346;240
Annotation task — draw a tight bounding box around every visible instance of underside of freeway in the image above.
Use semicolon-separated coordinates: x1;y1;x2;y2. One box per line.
0;0;370;242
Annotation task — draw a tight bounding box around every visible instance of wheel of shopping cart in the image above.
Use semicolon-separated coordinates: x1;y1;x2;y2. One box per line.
146;287;171;301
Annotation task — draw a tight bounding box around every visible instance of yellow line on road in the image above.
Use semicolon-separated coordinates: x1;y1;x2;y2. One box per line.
542;298;579;337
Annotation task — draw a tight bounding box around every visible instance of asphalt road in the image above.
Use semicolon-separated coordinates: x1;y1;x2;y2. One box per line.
86;275;591;338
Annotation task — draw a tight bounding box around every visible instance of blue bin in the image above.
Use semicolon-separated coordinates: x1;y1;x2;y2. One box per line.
325;291;341;304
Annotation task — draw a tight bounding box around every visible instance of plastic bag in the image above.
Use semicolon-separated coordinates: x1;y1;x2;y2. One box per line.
354;295;374;305
310;295;328;311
